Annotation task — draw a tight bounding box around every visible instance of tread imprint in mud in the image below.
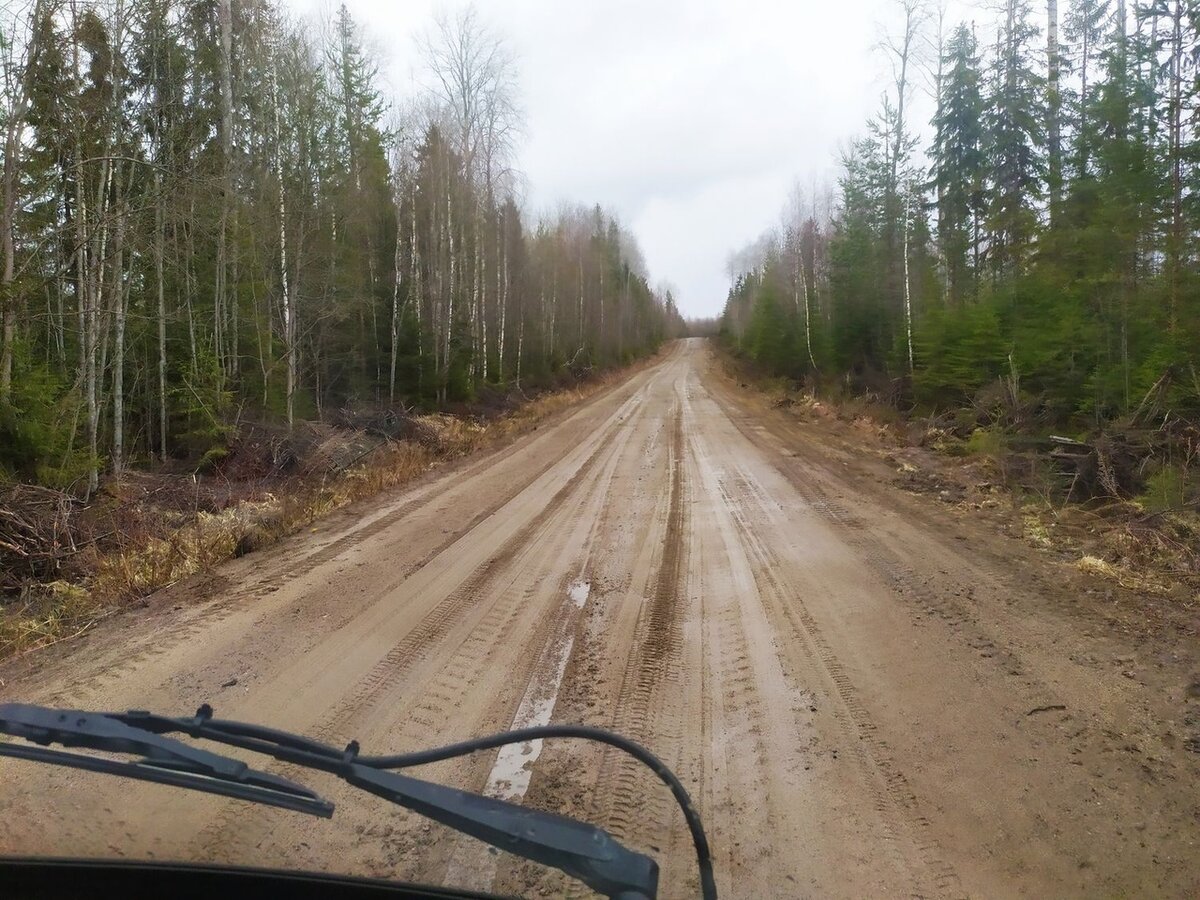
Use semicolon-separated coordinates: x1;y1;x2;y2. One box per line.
195;391;647;860
566;402;691;898
710;384;972;898
37;379;652;712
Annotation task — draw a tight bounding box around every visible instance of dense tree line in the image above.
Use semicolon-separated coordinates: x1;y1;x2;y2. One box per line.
0;0;679;491
723;0;1199;428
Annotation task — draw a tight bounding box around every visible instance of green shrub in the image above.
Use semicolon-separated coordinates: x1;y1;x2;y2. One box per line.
940;438;970;457
196;445;230;474
965;427;1007;458
36;454;101;492
1139;465;1191;513
0;356;93;487
174;423;232;459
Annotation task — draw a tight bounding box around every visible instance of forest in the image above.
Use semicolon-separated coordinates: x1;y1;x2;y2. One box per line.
722;0;1199;452
0;0;681;493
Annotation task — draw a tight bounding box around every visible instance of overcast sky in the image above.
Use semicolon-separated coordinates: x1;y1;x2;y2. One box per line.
289;0;964;317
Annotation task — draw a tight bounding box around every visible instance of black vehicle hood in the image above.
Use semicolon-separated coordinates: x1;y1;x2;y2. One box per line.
0;856;508;900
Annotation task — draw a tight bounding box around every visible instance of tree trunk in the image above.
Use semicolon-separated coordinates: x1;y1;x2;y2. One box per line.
885;2;915;312
271;41;295;427
800;242;817;371
474;211;484;380
390;186;402;403
184;199;198;379
156;170;168;461
598;265;604;359
444;173;456;403
1166;0;1182;332
903;193;914;374
577;254;584;350
215;0;234;382
410;174;422;379
499;211;508;377
0;114;18;402
1078;6;1092;172
0;0;50;403
86;158;114;494
112;184;128;476
1116;0;1131;406
1047;0;1062;215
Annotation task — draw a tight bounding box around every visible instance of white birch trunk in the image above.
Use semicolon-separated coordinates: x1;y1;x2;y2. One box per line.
475;215;485;380
444;173;456;400
799;243;816;370
903;195;914;375
112;190;128;476
391;183;402;402
0;0;48;402
271;39;295;426
499;214;508;376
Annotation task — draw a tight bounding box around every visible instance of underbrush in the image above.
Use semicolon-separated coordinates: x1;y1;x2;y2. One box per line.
0;363;639;661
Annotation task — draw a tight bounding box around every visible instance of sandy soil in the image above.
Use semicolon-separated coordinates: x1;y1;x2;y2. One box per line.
2;339;1197;898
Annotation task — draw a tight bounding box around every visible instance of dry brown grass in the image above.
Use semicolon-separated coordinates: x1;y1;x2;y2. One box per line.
0;581;108;659
1074;554;1169;594
0;361;640;661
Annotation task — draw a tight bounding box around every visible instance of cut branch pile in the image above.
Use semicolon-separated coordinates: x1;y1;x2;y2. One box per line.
1047;417;1200;502
0;485;89;591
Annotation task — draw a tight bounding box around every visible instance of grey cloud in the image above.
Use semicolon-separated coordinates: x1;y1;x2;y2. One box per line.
307;0;915;316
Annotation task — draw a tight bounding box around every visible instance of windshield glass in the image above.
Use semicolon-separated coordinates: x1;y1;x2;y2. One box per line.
2;0;1199;898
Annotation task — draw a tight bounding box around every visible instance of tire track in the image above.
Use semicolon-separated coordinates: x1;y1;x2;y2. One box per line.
259;397;660;886
196;390;647;861
718;463;962;898
682;414;825;898
397;392;665;891
320;386;654;751
709;377;1042;682
483;370;680;898
10;342;1195;899
700;386;967;896
566;400;690;896
713;372;1073;704
35;378;651;712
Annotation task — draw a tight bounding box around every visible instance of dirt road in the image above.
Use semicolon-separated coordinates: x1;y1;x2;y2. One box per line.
2;339;1197;898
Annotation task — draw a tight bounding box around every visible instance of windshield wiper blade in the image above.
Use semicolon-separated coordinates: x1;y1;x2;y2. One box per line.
0;703;699;900
0;703;333;818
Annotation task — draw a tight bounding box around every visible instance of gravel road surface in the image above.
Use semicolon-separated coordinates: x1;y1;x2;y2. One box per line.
3;339;1197;898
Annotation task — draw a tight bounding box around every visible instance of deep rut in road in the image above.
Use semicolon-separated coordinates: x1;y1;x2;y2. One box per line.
591;400;688;853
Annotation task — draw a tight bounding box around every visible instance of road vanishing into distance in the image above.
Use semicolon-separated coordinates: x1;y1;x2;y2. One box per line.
2;339;1197;898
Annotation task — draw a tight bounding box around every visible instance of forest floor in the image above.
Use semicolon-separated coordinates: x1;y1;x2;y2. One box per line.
1;338;1198;898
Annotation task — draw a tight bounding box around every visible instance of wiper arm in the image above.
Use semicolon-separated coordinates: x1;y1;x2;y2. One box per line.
0;703;707;900
0;703;332;817
347;765;657;899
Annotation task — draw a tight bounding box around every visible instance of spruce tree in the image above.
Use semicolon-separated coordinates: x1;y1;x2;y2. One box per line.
931;23;986;305
983;0;1046;278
